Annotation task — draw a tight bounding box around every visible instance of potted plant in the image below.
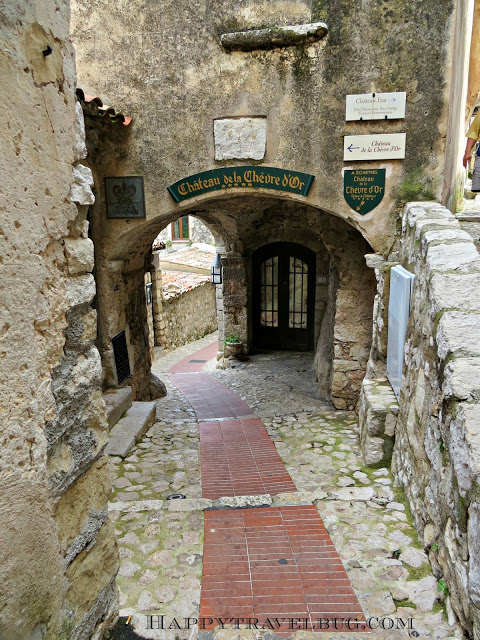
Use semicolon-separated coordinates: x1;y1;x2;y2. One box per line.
224;335;243;358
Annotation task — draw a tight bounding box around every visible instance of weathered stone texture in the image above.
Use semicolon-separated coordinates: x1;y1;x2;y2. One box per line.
155;280;217;351
358;378;399;467
0;2;117;637
387;203;480;638
214;117;267;160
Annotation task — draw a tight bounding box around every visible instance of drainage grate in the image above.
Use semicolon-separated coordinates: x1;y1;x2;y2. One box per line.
189;359;207;363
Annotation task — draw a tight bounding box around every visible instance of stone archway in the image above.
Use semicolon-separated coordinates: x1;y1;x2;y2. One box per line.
89;191;375;408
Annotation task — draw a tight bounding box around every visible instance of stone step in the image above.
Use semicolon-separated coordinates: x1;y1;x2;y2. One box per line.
103;386;132;430
105;401;156;458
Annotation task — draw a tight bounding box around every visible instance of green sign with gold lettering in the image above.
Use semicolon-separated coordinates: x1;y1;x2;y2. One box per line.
167;166;314;203
344;168;385;215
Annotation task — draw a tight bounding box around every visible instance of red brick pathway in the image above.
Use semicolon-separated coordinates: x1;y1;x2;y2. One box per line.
169;373;252;420
168;341;219;374
200;418;297;498
201;506;366;635
167;340;365;635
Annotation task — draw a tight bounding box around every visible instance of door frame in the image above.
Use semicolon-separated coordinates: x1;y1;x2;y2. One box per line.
251;242;316;351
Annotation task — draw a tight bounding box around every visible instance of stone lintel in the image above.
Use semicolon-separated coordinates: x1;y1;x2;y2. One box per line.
220;22;328;52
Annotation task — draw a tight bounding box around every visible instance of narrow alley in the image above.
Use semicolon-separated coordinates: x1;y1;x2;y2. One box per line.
107;333;461;640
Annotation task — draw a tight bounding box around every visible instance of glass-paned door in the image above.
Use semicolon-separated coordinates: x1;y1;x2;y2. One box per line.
253;242;315;351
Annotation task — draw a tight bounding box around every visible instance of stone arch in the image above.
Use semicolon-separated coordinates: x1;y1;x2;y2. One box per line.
91;191;375;407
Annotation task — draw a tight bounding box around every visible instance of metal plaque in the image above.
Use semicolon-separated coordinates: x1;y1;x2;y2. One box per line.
167;166;315;203
387;266;415;400
346;92;406;121
344;168;385;215
344;133;406;161
112;331;131;384
105;176;146;218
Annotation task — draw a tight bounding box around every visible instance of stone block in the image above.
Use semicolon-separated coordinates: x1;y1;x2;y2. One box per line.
468;502;480;608
64;237;94;275
149;373;167;400
212;494;272;509
103;386;132;430
214;117;266;160
69;163;95;206
443;358;480;401
437;312;480;359
426;242;480;274
105;401;156;458
430;272;480;313
74;100;88;162
66;274;96;308
449;403;480;496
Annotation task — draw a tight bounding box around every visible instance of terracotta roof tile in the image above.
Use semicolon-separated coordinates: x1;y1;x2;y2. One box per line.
76;88;132;126
161;270;210;300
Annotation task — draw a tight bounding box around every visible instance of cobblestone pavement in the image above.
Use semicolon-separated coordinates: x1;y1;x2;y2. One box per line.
108;333;464;640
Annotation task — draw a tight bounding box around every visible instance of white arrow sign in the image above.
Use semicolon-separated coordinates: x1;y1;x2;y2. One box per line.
346;92;406;121
344;133;406;161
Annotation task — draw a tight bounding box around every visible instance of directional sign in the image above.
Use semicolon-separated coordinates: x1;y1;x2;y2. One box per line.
344;168;385;215
343;133;406;161
346;92;406;121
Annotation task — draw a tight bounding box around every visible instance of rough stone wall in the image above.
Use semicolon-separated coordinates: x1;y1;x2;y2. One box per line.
389;203;480;638
0;2;118;639
330;264;376;409
155;215;215;247
70;0;460;409
190;216;215;244
71;0;458;258
156;281;217;351
145;272;155;360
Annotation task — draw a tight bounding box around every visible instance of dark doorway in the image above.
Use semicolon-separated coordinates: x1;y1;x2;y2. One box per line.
252;242;316;351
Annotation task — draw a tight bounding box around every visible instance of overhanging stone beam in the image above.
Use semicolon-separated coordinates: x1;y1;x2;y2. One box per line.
220;22;328;52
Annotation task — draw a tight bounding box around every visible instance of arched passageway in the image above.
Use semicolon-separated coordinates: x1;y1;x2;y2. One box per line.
92;194;375;410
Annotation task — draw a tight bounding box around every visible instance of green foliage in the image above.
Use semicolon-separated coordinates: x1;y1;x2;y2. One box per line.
166;240;172;247
225;335;240;344
438;578;449;598
431;543;439;551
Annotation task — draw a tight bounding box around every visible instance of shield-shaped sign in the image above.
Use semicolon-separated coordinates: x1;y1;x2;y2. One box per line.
344;168;385;215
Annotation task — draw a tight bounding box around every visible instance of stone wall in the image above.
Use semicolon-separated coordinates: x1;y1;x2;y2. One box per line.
155;215;215;247
0;2;118;638
366;202;480;638
156;281;217;351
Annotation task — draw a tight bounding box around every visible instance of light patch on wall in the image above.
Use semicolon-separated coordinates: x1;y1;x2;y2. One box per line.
214;117;267;161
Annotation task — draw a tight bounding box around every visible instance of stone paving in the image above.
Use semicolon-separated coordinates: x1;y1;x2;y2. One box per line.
108;333;465;640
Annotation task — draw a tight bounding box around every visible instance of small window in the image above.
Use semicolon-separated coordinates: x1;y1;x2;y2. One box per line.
172;215;189;240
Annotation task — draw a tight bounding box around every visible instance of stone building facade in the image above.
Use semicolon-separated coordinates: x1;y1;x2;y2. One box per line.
70;0;465;410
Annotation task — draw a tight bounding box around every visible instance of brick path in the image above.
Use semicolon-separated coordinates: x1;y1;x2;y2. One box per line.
168;343;366;635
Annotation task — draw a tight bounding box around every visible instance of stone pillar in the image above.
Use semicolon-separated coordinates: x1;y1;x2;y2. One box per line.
151;266;165;347
216;283;224;351
123;267;153;400
145;272;155;361
221;256;248;354
330;266;376;410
